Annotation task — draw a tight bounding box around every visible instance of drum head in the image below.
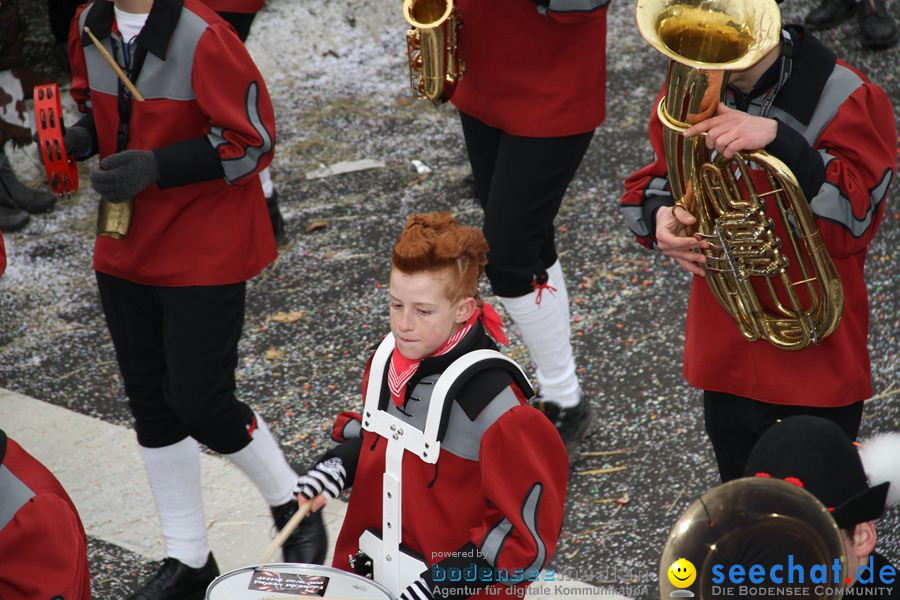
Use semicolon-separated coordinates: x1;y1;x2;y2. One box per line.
206;563;392;599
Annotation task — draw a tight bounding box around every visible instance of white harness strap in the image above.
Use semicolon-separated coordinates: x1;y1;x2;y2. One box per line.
360;334;529;597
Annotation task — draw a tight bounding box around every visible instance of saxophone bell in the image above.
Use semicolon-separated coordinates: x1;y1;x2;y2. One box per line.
404;0;465;105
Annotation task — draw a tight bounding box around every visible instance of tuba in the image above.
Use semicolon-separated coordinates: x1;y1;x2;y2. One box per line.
636;0;843;351
660;478;848;600
403;0;465;105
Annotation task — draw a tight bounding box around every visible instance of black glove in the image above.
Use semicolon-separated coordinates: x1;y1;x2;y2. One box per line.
32;125;93;159
63;125;94;159
90;150;159;203
399;577;434;600
294;457;346;500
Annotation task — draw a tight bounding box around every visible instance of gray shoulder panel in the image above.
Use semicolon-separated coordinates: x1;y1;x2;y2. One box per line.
383;376;520;461
441;386;520;461
768;64;864;145
83;7;205;101
0;465;35;531
83;38;120;97
138;8;206;100
804;64;863;144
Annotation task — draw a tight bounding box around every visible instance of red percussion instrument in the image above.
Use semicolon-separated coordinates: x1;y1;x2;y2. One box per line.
33;83;79;196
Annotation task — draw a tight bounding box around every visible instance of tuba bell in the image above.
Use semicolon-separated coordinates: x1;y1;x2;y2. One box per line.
403;0;465;105
660;478;848;600
636;0;844;351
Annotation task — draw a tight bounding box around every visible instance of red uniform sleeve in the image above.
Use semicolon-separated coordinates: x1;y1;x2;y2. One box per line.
470;402;568;576
809;81;897;257
0;494;91;600
620;89;674;249
67;5;91;115
189;22;275;185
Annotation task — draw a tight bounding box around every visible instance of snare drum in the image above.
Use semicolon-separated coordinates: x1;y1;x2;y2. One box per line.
206;563;393;600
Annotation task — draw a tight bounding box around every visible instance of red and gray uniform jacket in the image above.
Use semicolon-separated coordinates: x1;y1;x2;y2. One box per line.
452;0;609;137
0;430;91;599
620;27;897;408
323;324;569;600
68;0;276;286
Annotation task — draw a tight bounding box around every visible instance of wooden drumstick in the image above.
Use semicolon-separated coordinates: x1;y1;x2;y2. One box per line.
83;26;145;102
259;501;313;563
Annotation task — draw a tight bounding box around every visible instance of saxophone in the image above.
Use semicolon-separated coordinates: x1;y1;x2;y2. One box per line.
636;0;844;351
403;0;464;105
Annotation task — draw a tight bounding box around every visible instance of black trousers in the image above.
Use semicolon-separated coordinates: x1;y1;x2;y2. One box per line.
96;272;254;452
703;390;865;482
459;112;593;298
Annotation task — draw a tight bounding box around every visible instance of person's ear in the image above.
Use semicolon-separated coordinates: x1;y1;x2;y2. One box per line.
455;297;477;324
850;522;877;559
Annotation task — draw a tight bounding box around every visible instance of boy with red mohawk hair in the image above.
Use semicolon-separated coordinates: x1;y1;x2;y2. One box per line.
294;212;569;600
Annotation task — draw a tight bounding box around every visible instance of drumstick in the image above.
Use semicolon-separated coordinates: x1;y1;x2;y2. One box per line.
260;501;313;563
83;26;145;102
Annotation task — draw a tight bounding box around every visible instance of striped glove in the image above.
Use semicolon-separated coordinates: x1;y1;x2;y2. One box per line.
294;457;346;500
399;577;434;600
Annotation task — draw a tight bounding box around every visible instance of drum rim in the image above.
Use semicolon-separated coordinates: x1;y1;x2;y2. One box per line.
205;562;393;599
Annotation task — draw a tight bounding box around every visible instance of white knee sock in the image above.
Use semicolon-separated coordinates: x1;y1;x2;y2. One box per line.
224;412;298;507
140;438;210;568
500;260;580;408
546;259;570;325
260;167;274;199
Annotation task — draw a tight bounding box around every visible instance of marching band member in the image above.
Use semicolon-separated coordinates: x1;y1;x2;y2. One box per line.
446;0;611;458
64;1;321;597
295;213;569;600
0;429;91;599
744;416;899;591
620;0;897;482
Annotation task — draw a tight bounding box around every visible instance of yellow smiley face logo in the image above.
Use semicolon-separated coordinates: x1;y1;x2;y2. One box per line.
667;558;696;588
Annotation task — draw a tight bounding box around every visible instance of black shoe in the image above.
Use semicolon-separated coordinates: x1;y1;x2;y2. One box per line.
0;205;29;232
0;152;56;214
805;0;857;29
266;191;287;246
271;499;328;564
535;395;594;460
859;0;898;48
127;553;219;600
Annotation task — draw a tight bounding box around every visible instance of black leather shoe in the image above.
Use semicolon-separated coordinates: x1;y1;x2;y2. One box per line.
0;152;56;214
127;553;218;600
266;191;287;246
859;0;898;48
271;499;328;564
805;0;857;29
534;395;594;461
0;205;29;232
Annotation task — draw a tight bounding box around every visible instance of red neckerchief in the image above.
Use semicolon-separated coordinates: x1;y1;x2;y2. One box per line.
387;303;509;406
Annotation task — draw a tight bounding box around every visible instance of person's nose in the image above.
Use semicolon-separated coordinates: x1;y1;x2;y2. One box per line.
398;309;414;332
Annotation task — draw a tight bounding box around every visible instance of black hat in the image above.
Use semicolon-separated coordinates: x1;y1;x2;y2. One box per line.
744;416;890;529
